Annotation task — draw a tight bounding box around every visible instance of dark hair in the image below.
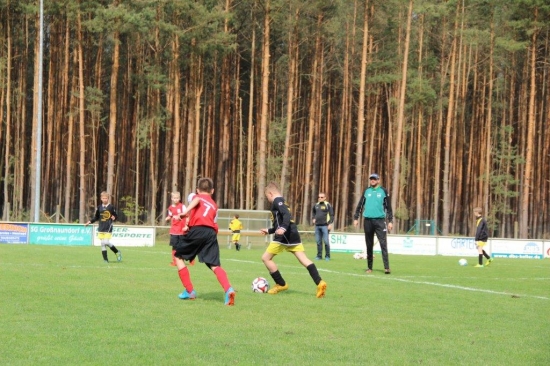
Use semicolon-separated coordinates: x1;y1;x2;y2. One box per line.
197;177;214;192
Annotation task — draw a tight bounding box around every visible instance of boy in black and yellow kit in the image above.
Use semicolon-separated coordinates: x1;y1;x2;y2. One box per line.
474;207;493;267
85;191;122;263
260;182;327;298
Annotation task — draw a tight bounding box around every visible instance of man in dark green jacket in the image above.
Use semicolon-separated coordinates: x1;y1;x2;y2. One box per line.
353;173;393;274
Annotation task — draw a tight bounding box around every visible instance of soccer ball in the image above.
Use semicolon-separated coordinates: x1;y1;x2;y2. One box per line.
251;277;269;293
458;258;468;266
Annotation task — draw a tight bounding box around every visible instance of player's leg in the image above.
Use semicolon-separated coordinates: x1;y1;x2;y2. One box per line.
102;232;121;262
475;243;484;267
321;226;330;260
100;239;109;262
200;229;235;305
363;219;375;271
169;235;180;266
314;226;322;260
174;231;200;299
374;219;390;273
232;233;240;251
236;234;241;251
263;244;288;294
482;245;493;265
175;257;196;299
293;249;327;298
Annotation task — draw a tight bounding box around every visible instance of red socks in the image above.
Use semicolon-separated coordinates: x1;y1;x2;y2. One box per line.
213;267;231;292
178;267;194;292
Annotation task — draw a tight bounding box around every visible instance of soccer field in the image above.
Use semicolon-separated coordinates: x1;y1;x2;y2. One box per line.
1;243;548;365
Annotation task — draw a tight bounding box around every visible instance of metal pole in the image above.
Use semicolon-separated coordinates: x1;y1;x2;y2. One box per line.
33;0;44;222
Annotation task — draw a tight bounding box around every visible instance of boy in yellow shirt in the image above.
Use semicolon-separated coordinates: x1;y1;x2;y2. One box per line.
229;214;243;251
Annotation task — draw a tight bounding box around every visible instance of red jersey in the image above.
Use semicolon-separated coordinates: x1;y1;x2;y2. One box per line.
188;194;218;230
167;202;186;235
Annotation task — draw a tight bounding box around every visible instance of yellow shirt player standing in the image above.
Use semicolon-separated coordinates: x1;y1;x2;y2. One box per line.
229;215;244;251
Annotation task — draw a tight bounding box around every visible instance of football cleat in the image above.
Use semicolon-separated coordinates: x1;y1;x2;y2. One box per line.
117;252;122;262
474;264;484;268
316;280;327;298
178;289;197;300
267;283;289;295
486;258;493;266
224;287;235;306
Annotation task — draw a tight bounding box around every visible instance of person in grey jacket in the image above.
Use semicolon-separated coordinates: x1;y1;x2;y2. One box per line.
312;193;335;261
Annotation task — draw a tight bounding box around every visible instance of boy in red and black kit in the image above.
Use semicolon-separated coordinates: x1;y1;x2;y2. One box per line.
165;191;186;266
174;178;235;306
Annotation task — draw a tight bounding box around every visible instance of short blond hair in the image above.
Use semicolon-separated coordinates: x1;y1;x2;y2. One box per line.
100;191;110;198
265;182;280;194
171;191;181;198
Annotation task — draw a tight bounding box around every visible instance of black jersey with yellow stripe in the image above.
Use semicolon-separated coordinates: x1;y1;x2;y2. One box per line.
268;197;301;245
90;204;117;233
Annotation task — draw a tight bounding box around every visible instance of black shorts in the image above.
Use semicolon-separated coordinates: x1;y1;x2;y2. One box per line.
169;234;183;247
174;226;220;266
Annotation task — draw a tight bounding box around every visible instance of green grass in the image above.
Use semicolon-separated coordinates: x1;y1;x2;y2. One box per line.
1;243;549;365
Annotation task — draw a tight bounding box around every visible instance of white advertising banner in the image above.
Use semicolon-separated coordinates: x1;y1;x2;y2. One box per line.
329;233;367;253
545;242;550;259
438;237;479;257
492;239;543;259
387;236;437;256
93;225;155;247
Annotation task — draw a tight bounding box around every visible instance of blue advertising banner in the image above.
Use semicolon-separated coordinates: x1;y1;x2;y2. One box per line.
0;223;29;244
29;224;93;246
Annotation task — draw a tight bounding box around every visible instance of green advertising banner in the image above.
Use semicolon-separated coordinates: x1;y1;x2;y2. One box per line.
29;224;93;246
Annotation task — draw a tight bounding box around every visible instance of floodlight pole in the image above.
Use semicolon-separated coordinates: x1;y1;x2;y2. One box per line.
33;0;44;222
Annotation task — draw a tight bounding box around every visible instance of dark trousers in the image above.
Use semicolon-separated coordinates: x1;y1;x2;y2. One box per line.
363;218;390;270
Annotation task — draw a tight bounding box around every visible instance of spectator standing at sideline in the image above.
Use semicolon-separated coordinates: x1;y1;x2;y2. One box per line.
312;193;334;261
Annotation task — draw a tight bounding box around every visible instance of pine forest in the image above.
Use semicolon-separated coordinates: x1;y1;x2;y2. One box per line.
0;0;549;238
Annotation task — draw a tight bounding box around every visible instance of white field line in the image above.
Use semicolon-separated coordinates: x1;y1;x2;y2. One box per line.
224;259;550;301
2;256;548;301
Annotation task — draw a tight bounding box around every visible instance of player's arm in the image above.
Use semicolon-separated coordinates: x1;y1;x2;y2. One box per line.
180;196;200;217
275;203;292;234
85;209;100;226
110;206;118;221
353;195;365;226
383;194;393;223
382;191;393;231
328;203;335;225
